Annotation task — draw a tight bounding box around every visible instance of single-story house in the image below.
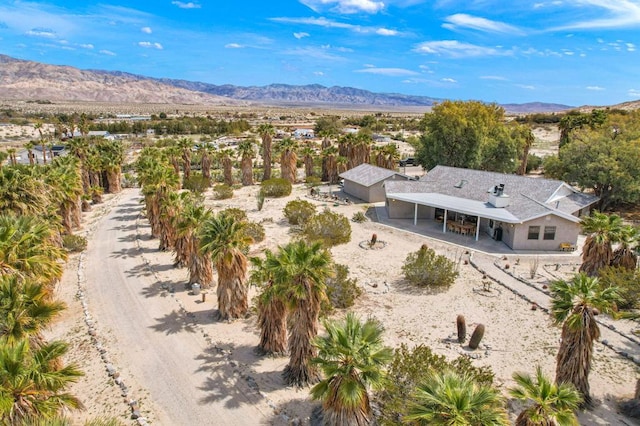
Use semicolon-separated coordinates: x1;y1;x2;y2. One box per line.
340;163;413;203
384;165;599;251
293;128;315;139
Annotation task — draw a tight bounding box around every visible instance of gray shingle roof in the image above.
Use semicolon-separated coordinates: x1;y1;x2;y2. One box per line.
339;163;406;187
385;165;599;223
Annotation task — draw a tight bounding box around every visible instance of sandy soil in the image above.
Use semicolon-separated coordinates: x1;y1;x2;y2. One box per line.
48;181;638;425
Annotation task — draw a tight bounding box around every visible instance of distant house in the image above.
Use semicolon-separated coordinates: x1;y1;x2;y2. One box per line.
87;130;113;139
339;163;412;203
17;144;67;165
384;165;599;251
293;128;314;139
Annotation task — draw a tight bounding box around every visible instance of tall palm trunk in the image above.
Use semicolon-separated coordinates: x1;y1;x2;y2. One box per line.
281;151;297;183
304;154;314;178
216;255;248;320
201;151;212;186
189;252;214;288
257;290;288;355
262;135;272;181
284;282;321;386
322;373;372;426
611;247;638;270
321;138;331;181
182;150;192;181
106;168;122;193
579;236;612;276
223;157;233;186
556;307;598;407
241;156;253;186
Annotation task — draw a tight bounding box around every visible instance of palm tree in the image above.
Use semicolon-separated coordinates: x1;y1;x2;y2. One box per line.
0;214;67;286
220;149;234;186
0;339;84;424
45;157;83;234
611;225;639;270
98;140;124;193
579;211;623;276
0;275;66;348
237;139;255;186
551;273;620;407
199;213;252;320
322;146;339;186
509;366;582;426
277;138;298;184
300;144;316;179
405;370;509;425
257;123;275;181
0;166;51;217
24;141;36;166
175;198;214;288
250;254;287;355
34;121;47;165
137;159;180;241
266;240;333;386
311;313;392;426
178;137;193;183
198;142;215;187
0;151;8;169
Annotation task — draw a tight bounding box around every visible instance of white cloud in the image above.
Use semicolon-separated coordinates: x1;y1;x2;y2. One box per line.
628;88;640;97
441;77;457;83
138;41;163;49
376;28;398;36
552;1;640;30
300;0;385;14
271;16;400;35
100;49;116;56
516;84;535;90
414;40;507;58
171;1;201;9
141;26;152;34
26;27;56;38
586;86;605;91
627;42;636;51
442;13;524;34
314;71;325;76
225;43;244;48
80;43;94;49
480;75;507;81
294;32;310;39
355;67;419;76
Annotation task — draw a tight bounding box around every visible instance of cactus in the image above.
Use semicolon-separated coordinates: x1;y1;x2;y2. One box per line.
469;324;485;350
370;233;377;247
456;315;466;343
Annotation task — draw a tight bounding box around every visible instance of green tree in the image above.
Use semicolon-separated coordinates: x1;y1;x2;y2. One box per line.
237;139;255;186
311;313;392;426
266;240;333;386
405;370;509;425
509;366;582;426
174;195;214;288
199;213;252;320
416;100;524;173
551;273;620;407
277;137;298;184
250;254;287;355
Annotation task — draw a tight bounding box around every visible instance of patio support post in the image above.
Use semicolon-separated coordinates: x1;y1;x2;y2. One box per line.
414;203;418;226
443;209;448;233
475;216;480;241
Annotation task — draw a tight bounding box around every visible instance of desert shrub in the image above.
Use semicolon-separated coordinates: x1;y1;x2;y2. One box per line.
526;154;543;173
305;175;321;187
212;183;233;200
244;221;265;243
351;211;367;223
598;266;639;310
261;178;292;198
302;208;351;247
220;207;248;222
62;234;87;253
324;263;362;313
402;244;459;288
182;172;209;194
283;199;316;225
377;344;496;426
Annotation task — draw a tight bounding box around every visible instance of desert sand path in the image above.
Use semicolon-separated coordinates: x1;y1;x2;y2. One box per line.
83;189;270;425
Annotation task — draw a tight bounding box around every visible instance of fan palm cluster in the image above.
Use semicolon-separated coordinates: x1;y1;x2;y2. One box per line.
0;151;91;423
579;211;639;276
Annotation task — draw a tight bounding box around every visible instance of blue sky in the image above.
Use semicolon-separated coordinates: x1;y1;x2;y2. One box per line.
1;1;639;106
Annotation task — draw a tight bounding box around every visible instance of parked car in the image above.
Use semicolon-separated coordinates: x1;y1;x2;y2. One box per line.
399;157;416;167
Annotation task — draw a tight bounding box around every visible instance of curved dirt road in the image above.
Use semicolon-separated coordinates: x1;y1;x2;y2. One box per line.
84;189;270;425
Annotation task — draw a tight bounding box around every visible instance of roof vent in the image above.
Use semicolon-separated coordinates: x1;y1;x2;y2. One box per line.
454;179;468;188
489;184;510;208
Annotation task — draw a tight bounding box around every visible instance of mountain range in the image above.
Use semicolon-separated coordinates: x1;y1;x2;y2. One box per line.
0;54;574;113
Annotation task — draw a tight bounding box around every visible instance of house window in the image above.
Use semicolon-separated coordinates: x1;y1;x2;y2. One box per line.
543;226;556;240
528;226;540;240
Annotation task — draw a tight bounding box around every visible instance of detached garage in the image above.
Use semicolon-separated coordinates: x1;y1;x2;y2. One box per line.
340;163;412;203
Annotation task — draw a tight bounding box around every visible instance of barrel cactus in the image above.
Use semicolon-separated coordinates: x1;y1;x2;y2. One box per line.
469;324;485;350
